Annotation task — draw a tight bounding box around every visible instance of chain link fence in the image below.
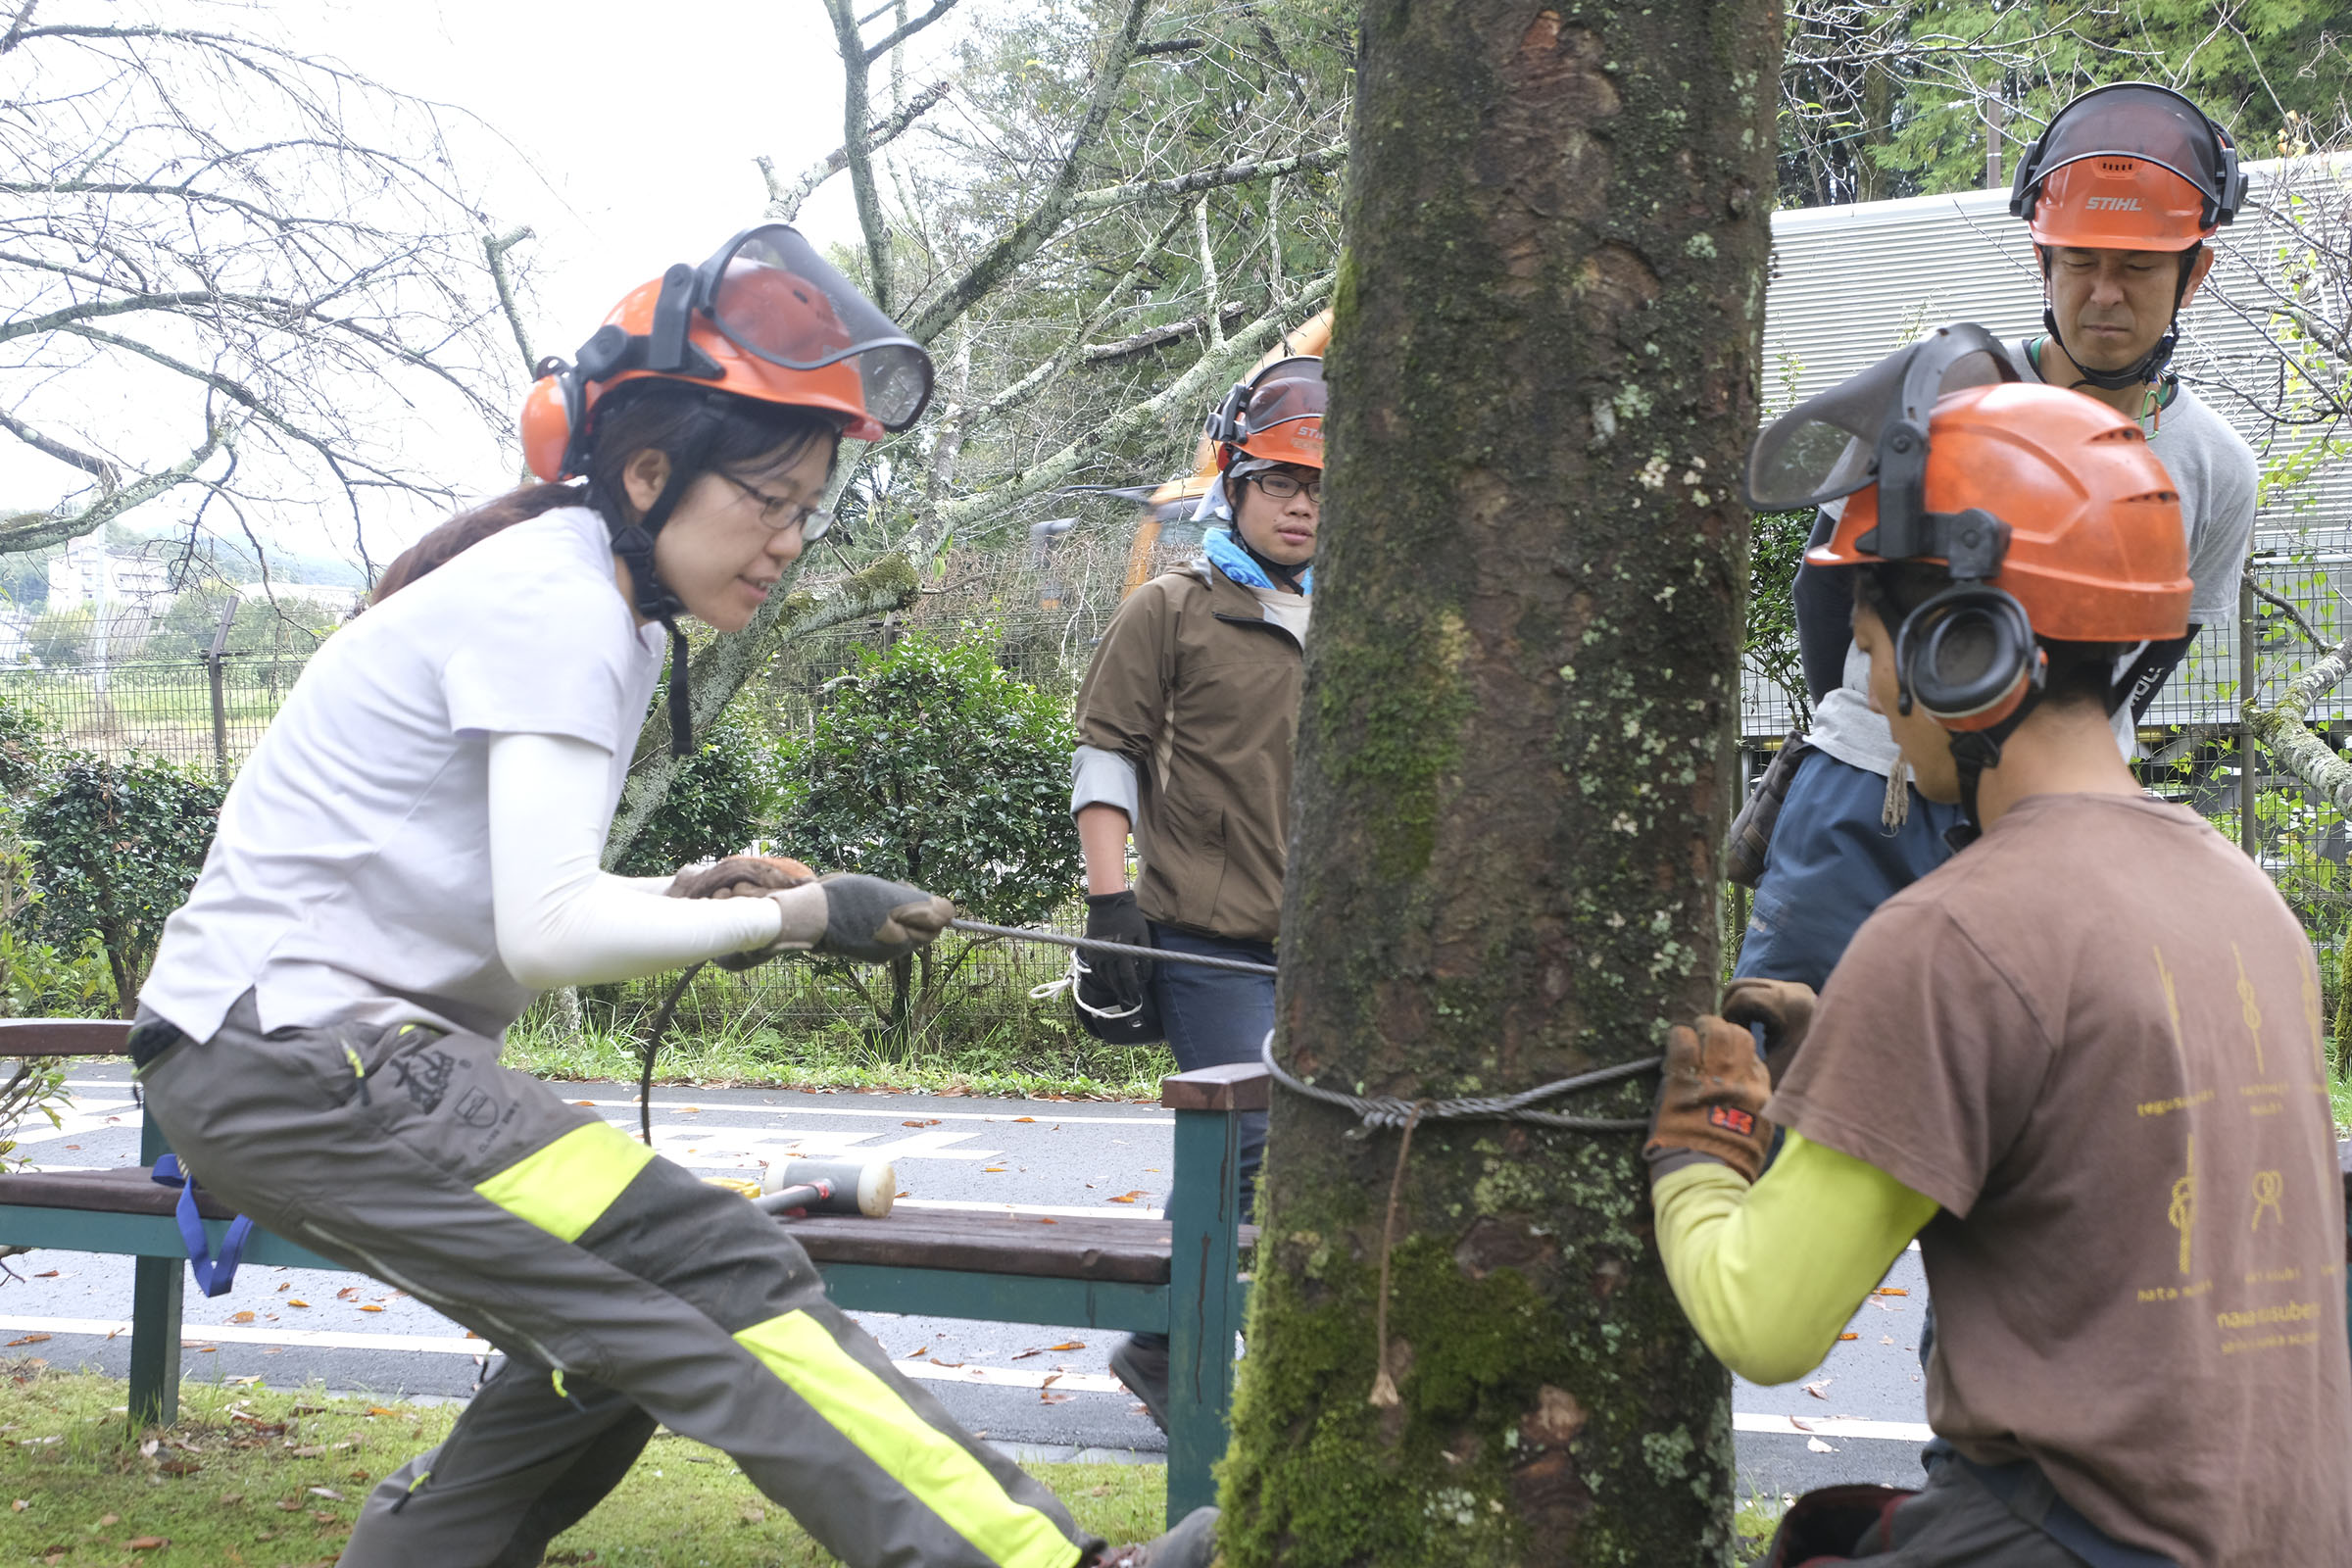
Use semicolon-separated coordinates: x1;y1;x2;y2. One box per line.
22;533;2352;1054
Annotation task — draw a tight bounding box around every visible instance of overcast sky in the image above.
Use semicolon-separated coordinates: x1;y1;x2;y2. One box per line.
51;0;976;564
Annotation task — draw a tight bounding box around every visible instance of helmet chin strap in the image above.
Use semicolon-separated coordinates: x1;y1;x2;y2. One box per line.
1939;690;2044;854
2043;306;2178;392
593;422;719;760
1235;528;1308;594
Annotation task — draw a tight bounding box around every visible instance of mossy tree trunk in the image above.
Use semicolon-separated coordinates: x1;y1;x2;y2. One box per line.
1219;3;1779;1565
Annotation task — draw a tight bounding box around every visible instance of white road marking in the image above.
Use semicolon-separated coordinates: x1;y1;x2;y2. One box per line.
894;1199;1164;1221
0;1307;1928;1426
633;1123;1006;1165
1734;1412;1934;1443
0;1312;1126;1392
55;1082;1175;1129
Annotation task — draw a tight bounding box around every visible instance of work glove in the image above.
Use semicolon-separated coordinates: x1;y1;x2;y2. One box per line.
710;872;951;971
1719;977;1816;1088
666;854;816;901
809;873;956;963
1644;1014;1775;1184
1083;890;1154;1008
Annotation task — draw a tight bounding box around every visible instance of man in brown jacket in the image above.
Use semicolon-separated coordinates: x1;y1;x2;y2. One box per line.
1069;354;1324;1426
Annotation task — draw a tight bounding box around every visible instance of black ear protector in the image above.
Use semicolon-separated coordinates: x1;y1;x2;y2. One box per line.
1893;585;2044;728
1205;375;1251;453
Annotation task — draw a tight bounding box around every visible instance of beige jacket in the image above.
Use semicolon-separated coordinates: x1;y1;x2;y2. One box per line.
1071;562;1303;944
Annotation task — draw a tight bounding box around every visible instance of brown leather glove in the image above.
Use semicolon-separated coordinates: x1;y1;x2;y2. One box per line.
1719;977;1816;1088
1644;1015;1774;1183
665;855;817;901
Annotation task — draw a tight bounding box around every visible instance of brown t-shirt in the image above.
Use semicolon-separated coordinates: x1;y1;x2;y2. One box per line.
1771;792;2352;1566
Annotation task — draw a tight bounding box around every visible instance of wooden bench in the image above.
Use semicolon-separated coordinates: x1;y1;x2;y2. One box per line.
0;1018;1261;1526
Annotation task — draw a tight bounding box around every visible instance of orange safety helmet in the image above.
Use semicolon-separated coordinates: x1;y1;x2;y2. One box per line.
519;224;933;483
1206;355;1326;471
1750;322;2188;836
2010;82;2242;252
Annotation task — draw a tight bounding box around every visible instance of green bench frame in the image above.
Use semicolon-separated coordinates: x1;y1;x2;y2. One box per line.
0;1019;1260;1526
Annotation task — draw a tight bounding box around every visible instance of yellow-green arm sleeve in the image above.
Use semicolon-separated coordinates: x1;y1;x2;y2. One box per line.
1652;1134;1939;1385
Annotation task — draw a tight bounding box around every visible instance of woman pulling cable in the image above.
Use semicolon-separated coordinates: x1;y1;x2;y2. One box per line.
131;225;1213;1568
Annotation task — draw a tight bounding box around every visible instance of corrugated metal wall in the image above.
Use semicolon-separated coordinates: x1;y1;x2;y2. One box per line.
1750;157;2352;736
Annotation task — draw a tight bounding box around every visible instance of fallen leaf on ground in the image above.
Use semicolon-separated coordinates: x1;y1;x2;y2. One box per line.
1040;1391;1074;1404
982;1166;1006;1173
1803;1382;1832;1400
1046;1342;1084;1350
1010;1348;1043;1360
4;1336;47;1347
905;1347;927;1358
99;1513;119;1525
124;1536;168;1549
739;1503;766;1525
228;1312;255;1324
32;1271;57;1278
1012;1116;1035;1123
334;1288;359;1300
1106;1191;1145;1203
1837;1332;1857;1342
358;1304;385;1312
8;1499;24;1511
1873;1287;1909;1297
1041;1373;1061;1388
286;1299;311;1309
1036;1216;1057;1224
902;1119;939;1128
307;1487;344;1500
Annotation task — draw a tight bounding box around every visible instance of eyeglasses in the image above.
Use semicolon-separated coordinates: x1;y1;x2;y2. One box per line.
720;472;835;541
1248;470;1322;502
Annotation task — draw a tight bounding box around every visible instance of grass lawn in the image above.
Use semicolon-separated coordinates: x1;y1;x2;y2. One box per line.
0;1365;1164;1566
499;1011;1176;1104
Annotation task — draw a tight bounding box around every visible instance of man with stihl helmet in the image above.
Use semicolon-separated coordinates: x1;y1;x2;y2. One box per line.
1736;83;2257;992
1653;333;2351;1565
1068;354;1324;1426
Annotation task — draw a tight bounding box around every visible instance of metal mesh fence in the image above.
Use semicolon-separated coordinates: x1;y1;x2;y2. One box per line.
21;537;2352;1054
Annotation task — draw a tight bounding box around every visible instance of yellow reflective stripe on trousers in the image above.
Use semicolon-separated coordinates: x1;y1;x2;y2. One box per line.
735;1311;1074;1568
473;1121;657;1243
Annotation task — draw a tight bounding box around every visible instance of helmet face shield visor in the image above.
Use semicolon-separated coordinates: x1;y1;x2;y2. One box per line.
2009;81;2243;236
1743;324;2020;514
698;225;935;432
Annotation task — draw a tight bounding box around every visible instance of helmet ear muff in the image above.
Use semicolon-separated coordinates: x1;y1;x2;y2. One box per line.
1205;376;1250;448
1895;586;2045;732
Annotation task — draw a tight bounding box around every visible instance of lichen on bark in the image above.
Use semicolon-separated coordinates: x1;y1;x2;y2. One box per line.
1218;0;1780;1562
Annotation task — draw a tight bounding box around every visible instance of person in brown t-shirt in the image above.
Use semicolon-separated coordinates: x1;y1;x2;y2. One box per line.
1648;336;2352;1566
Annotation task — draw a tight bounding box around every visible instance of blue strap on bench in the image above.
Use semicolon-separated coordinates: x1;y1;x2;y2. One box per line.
149;1154;253;1298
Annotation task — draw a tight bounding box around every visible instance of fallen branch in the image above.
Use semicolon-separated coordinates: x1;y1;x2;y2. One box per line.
2248;629;2352;815
1081;302;1248;362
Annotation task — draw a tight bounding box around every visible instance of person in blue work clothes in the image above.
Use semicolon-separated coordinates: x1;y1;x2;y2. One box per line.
1733;82;2258;989
1066;354;1325;1428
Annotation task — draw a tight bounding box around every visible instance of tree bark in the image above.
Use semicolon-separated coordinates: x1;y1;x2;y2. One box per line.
1220;1;1778;1563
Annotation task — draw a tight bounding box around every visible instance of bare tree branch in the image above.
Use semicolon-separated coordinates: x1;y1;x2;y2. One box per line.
933;274;1336;536
756;78;953;224
483;226;537;375
0;421;229;555
862;0;957;64
1081;303;1249;362
903;0;1153;345
1065;144;1348;215
0;406;120;487
823;0;898;313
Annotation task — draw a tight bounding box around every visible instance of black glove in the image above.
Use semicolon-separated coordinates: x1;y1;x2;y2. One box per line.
1083;891;1153;1008
813;873;956;963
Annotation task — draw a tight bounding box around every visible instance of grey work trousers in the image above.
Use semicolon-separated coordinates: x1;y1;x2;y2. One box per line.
1772;1444;2133;1566
136;996;1096;1568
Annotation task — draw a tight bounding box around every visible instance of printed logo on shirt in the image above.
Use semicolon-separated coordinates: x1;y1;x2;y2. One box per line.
1707;1105;1756;1136
453;1087;501;1129
387;1048;460;1115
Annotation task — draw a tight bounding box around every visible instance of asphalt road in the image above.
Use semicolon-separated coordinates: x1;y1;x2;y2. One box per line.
3;1066;1932;1494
